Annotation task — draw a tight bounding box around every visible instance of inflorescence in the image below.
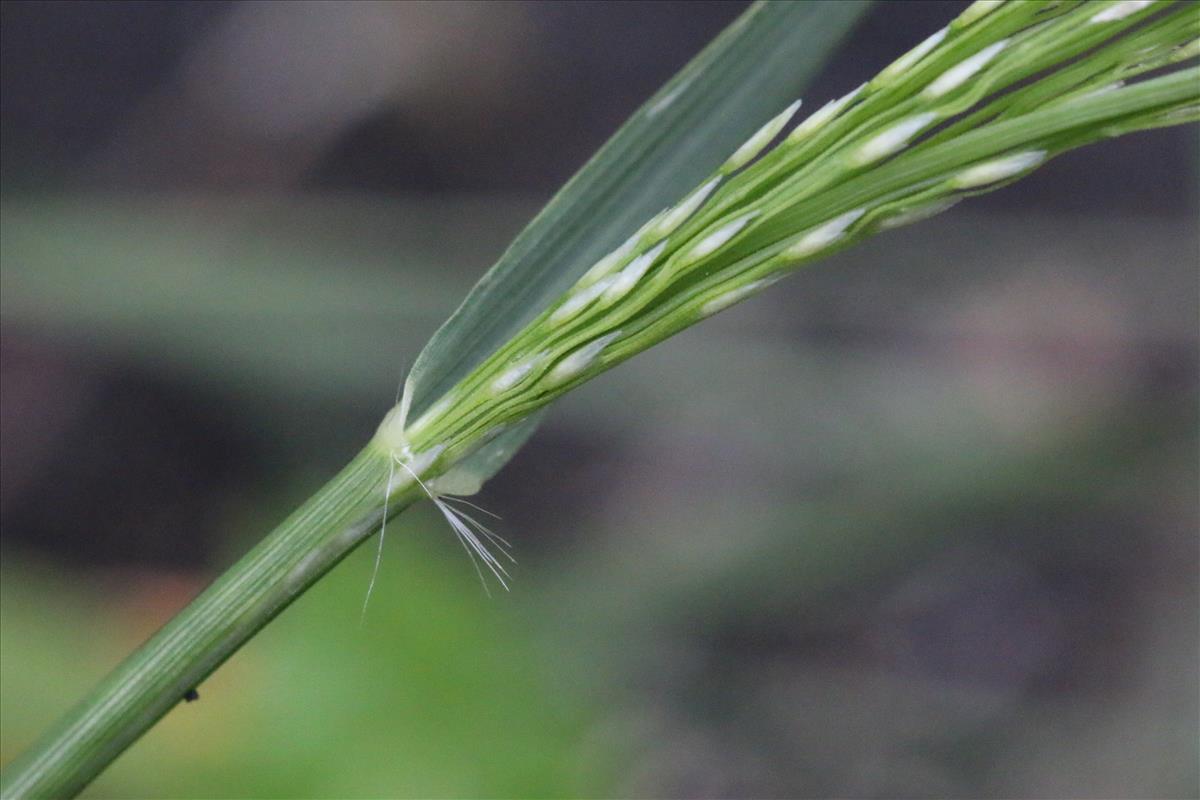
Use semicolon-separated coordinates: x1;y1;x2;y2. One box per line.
377;0;1199;507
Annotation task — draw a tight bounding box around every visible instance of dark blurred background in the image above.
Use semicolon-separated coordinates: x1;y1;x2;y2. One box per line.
1;2;1197;797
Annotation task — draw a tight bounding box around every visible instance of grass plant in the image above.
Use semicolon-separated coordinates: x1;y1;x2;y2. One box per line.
2;1;1196;797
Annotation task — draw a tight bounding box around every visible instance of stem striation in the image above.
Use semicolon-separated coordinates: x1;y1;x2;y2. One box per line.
0;446;407;800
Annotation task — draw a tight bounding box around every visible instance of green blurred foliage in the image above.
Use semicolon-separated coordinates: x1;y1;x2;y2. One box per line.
2;515;613;798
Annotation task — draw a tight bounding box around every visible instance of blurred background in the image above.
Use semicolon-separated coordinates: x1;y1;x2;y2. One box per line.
1;1;1197;797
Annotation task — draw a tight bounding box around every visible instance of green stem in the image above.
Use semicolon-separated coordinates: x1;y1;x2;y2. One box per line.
0;445;406;799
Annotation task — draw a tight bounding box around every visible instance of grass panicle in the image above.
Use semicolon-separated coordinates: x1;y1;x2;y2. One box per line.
376;0;1199;499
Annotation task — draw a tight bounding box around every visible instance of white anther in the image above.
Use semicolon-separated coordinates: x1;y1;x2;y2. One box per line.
682;212;758;264
652;179;721;238
578;236;638;288
547;332;621;385
602;241;667;304
951;150;1046;188
922;39;1008;98
700;277;780;317
878;198;960;230
878;27;948;83
788;84;865;142
850;113;937;166
1090;1;1154;23
784;208;866;259
490;353;546;394
551;275;617;323
723;99;803;172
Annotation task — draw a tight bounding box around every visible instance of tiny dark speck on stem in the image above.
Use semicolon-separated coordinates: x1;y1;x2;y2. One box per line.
183;688;199;703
